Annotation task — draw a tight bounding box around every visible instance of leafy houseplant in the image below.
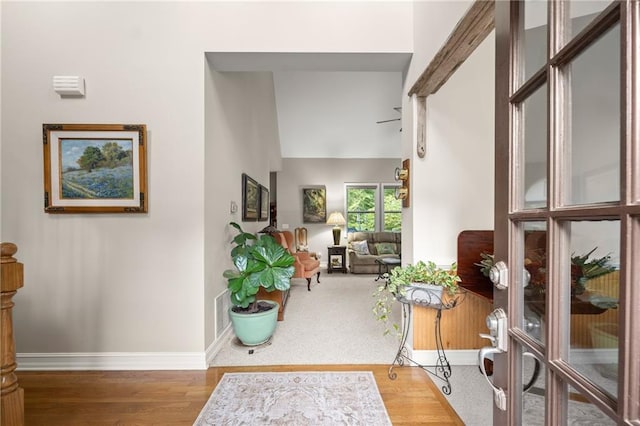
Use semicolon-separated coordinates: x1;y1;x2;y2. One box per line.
223;222;295;345
224;222;295;312
373;261;461;336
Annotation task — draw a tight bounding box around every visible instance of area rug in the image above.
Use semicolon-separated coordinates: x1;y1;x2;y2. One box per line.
193;371;392;425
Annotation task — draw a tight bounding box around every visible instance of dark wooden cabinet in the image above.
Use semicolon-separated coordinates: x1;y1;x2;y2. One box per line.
327;246;347;274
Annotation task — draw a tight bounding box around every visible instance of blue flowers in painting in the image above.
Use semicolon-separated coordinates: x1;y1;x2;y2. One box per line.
59;139;134;200
62;165;134;199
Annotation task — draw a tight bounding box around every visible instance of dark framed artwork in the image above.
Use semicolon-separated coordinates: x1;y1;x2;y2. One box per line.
242;174;259;221
259;185;269;222
302;186;326;223
42;123;147;213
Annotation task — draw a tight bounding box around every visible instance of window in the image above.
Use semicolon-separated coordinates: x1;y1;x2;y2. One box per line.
346;184;401;232
382;185;401;231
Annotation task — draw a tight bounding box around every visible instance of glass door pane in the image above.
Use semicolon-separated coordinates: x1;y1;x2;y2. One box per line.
522;221;547;344
566;221;620;399
567;1;614;41
523;84;548;209
521;0;548;84
564;23;620;205
567;385;616;424
522;354;545;424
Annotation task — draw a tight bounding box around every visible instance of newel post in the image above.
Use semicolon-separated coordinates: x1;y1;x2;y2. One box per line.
1;242;25;425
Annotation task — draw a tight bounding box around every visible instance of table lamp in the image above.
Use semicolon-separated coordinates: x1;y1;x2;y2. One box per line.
326;211;346;246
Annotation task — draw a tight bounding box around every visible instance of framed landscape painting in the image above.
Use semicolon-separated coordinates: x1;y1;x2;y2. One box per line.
42;123;147;213
242;173;259;221
302;186;326;223
259;185;269;222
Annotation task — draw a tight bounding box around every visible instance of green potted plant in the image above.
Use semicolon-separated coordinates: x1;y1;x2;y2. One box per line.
223;222;295;346
373;261;460;336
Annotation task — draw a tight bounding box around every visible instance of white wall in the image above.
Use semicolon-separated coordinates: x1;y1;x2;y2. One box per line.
0;1;413;367
277;158;400;257
415;32;495;265
204;70;282;347
274;71;403;158
400;1;495;266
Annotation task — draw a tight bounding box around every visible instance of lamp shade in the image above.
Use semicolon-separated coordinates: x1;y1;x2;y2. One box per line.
326;211;346;226
326;211;346;245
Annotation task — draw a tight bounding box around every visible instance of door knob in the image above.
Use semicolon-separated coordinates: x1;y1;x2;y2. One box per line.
489;261;508;290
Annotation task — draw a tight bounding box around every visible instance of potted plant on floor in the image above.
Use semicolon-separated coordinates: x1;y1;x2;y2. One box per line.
373;261;460;336
223;222;295;346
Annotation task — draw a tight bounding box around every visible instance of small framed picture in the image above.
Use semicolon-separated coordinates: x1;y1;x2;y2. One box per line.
242;173;259;221
259;185;269;222
330;254;343;268
42;123;147;213
302;186;326;223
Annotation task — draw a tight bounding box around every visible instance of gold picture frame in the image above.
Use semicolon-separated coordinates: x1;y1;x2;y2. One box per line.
43;123;147;213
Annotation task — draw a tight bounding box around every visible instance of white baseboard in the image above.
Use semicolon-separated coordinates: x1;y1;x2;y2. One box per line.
570;348;618;364
206;325;233;366
411;348;618;367
17;351;208;371
411;349;481;366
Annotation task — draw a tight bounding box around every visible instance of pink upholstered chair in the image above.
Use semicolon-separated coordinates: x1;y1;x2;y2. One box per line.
274;231;320;291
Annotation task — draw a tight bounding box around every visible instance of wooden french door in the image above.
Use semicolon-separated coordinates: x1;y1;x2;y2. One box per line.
493;1;639;424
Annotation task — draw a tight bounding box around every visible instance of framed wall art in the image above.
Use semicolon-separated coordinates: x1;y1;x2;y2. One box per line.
42;123;147;213
259;185;269;222
330;254;344;269
302;186;326;223
242;173;259;221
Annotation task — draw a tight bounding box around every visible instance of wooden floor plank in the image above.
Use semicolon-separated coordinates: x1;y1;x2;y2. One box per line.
17;364;463;425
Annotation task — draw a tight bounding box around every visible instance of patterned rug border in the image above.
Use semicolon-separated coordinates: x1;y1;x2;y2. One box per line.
194;371;391;425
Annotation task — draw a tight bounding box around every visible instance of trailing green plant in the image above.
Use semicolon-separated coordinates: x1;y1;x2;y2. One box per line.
388;261;461;295
372;261;460;336
223;222;295;313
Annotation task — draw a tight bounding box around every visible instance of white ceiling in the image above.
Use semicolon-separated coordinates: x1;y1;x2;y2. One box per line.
207;52;411;158
274;71;403;158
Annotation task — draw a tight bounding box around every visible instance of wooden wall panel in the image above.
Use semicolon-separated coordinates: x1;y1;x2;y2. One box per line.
413;291;493;350
413;272;619;350
570;271;619;348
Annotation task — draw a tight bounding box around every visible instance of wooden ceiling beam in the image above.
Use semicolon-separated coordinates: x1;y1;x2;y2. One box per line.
408;0;495;98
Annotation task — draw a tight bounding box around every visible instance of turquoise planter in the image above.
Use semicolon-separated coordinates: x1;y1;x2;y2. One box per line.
229;301;279;346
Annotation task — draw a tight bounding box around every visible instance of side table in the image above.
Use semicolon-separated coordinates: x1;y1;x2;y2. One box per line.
327;246;347;274
375;257;401;281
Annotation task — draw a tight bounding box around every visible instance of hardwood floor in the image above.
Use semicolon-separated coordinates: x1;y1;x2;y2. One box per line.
17;364;463;425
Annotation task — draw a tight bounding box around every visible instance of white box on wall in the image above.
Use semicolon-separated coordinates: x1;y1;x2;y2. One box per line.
53;76;85;96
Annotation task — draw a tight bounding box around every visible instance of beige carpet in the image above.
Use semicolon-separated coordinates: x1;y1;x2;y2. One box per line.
211;272;401;366
193;371;392;425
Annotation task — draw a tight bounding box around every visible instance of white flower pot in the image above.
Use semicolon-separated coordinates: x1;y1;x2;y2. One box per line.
403;283;444;308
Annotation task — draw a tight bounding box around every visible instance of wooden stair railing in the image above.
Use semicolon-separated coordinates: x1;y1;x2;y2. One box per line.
1;242;25;425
